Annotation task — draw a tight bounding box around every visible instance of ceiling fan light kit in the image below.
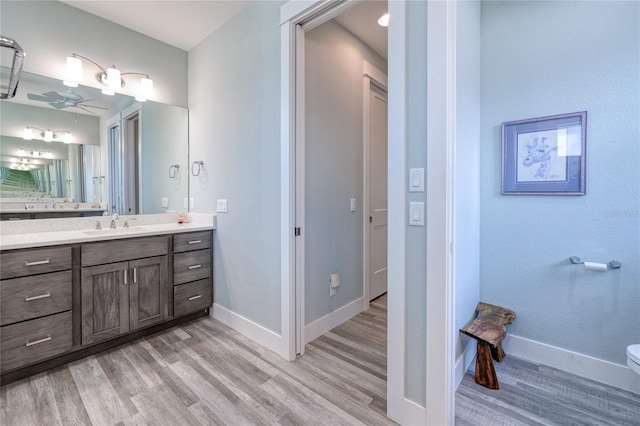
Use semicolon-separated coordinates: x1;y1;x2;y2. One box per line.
63;53;153;101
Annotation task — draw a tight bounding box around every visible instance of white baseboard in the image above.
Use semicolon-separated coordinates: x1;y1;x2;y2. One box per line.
503;334;640;395
455;341;476;389
402;398;426;425
305;297;364;344
211;303;285;358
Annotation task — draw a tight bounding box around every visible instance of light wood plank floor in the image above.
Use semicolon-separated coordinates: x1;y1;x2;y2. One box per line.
2;294;639;425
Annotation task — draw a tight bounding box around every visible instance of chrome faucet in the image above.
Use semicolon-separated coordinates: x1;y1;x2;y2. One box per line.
110;213;118;229
95;220;102;230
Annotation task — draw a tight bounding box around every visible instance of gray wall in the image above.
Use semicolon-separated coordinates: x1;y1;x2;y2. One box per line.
0;1;188;107
480;1;639;365
304;20;387;325
405;0;428;405
455;0;481;375
188;1;283;333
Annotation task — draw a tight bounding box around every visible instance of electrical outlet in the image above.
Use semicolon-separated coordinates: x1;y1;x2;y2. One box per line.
216;199;228;213
161;197;168;208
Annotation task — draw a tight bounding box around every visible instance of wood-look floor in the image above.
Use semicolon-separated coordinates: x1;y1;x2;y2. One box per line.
2;294;640;425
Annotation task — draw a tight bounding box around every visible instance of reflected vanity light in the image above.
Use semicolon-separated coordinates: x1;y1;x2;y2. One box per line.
64;53;153;101
23;126;72;144
378;13;389;27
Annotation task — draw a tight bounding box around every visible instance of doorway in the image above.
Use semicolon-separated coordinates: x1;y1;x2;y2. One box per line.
365;74;388;303
298;1;389;354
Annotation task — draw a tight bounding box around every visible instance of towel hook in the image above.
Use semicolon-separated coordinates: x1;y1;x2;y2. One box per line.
191;161;204;176
169;164;179;179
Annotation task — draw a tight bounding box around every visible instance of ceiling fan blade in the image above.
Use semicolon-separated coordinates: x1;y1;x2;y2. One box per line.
79;103;108;110
43;91;65;100
27;93;53;102
75;105;96;114
49;102;67;110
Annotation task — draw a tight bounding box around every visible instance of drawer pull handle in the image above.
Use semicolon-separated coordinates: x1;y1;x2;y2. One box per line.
26;336;52;347
25;293;51;302
187;240;202;245
24;259;50;266
188;264;202;270
123;269;128;285
133;267;137;284
188;295;202;301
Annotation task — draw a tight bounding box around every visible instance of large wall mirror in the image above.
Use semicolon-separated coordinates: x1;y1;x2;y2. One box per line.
0;67;188;217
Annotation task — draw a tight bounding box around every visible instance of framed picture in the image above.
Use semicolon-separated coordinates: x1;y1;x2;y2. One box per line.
501;111;587;195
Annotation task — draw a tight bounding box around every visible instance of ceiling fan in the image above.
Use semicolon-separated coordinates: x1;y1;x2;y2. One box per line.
27;88;107;114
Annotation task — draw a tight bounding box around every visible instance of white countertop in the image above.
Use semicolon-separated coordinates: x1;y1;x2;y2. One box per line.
0;213;216;251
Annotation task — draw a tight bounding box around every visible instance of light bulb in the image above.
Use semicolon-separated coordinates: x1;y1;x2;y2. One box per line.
64;56;82;87
23;127;33;140
63;132;73;144
378;13;389;27
135;77;153;102
106;66;121;92
44;130;53;142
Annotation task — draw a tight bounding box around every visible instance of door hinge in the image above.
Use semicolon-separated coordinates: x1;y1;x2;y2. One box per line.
294;227;301;236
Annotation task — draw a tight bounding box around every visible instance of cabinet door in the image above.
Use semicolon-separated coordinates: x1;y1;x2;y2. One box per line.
129;256;168;331
81;262;130;346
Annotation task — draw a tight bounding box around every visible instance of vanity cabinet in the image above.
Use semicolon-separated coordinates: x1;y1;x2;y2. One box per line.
81;237;169;346
1;228;213;385
0;247;73;372
173;231;213;317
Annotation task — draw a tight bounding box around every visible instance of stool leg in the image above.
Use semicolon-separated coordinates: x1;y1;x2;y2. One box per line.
491;342;506;363
475;341;499;389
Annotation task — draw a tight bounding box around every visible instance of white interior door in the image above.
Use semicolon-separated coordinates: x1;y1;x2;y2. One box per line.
369;84;388;301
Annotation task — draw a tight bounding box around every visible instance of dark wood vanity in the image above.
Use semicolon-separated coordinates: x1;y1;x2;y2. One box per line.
0;230;213;385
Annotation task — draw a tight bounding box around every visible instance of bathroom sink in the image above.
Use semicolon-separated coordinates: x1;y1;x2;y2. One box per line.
84;227;146;236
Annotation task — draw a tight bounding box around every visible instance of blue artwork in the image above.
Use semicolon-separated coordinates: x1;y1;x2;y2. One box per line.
516;129;568;183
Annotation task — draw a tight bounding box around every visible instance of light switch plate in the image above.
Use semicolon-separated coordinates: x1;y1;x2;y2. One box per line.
350;198;356;212
409;168;424;192
409;202;424;226
216;199;228;213
161;197;168;208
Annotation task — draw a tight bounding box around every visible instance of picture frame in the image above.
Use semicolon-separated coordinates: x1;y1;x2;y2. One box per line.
501;111;587;195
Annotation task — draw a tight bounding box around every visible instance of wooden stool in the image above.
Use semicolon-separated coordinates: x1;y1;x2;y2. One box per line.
460;302;516;389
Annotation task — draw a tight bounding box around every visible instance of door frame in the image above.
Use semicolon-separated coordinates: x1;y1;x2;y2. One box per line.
280;1;457;424
362;62;388;308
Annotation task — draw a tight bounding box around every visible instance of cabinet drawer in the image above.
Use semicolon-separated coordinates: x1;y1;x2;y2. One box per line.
174;279;212;317
174;249;211;285
1;270;72;325
1;311;72;371
82;236;168;266
174;231;211;253
0;246;71;280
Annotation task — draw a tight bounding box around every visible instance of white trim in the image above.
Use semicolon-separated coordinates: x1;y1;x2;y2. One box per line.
386;0;407;422
362;61;388;311
305;297;365;344
424;1;457;424
455;343;476;389
280;16;297;361
403;398;426;426
211;303;284;356
503;334;640;395
294;23;306;357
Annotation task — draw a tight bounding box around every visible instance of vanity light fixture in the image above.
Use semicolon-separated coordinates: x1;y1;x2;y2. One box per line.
378;13;389;27
64;53;153;101
23;126;72;143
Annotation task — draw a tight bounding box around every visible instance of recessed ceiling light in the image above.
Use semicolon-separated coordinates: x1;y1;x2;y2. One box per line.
378;13;389;27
